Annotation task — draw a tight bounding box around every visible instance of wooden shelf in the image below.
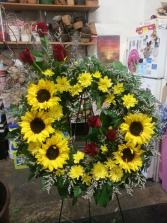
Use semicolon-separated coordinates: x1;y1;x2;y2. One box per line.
1;3;99;12
0;41;96;46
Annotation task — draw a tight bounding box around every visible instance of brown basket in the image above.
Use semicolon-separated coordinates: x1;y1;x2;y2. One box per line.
81;26;91;34
80;32;91;43
86;0;98;6
62;15;71;26
67;0;74;5
86;22;97;35
73;21;83;30
54;0;66;4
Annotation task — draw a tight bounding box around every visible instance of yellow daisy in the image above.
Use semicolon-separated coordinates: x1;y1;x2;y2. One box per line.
100;145;108;153
120;113;155;145
73;151;84;164
113;83;125;94
81;173;91;186
93;71;101;78
27;142;41;156
19;110;55;143
69;165;84;180
108;165;123;182
104;158;115;170
105;94;116;105
78;72;92;88
42;69;54;77
27;79;61;110
113;143;144;173
48;104;63;121
35;134;70;172
122;93;137;109
98;76;112;93
91;162;108;180
56;76;71;93
56;169;64;177
70;83;82;97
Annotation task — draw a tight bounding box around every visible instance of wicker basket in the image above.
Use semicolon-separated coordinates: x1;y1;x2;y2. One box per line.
80;32;91;43
67;0;74;5
81;26;91;34
54;0;66;4
86;22;97;35
62;15;71;26
61;33;70;42
73;21;83;30
74;16;86;25
86;0;98;6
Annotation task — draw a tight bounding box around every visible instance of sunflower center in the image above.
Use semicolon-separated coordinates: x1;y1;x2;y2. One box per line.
37;89;51;103
30;118;45;134
46;146;59;160
122;148;135;162
130;122;143;136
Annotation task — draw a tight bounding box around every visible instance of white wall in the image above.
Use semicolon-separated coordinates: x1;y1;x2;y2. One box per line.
144;0;162;20
88;0;145;64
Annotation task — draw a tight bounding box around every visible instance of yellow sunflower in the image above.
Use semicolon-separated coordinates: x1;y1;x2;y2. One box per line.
19;110;55;143
48;104;63;121
105;94;116;105
27;142;41;156
113;83;125;94
81;173;91;186
113;143;144;173
70;83;82;97
93;71;101;78
122;93;137;109
56;76;71;93
120;113;155;145
35;134;70;172
108;165;123;182
42;69;54;77
98;76;112;93
27;79;60;110
78;72;92;88
91;162;108;180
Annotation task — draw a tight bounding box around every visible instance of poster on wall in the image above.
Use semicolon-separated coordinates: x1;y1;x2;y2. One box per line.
97;35;120;64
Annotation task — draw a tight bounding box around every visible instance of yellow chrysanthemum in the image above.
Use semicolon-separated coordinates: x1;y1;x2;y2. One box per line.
104;158;115;170
27;142;41;156
73;151;84;164
108;165;123;182
42;69;54;77
113;143;144;173
35;134;70;172
105;94;116;105
120;113;155;145
98;76;112;93
113;83;125;94
100;145;108;153
93;71;101;78
56;76;71;93
56;169;64;177
78;72;92;88
70;83;82;97
27;79;61;110
91;162;108;180
69;165;84;180
108;126;112;130
81;173;91;186
48;104;63;121
18;110;55;143
122;93;137;109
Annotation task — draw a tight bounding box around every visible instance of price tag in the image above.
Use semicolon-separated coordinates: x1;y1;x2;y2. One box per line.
142;27;148;33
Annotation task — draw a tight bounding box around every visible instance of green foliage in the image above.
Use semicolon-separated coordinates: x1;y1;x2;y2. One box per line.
5;127;21;141
113;61;128;72
31;50;44;62
72;186;82;206
97;95;106;110
94;185;108;207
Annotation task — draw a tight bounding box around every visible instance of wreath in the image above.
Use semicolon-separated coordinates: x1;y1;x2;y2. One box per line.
7;22;160;208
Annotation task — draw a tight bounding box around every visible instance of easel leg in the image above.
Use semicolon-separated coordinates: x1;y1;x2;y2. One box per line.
58;198;64;223
115;193;125;223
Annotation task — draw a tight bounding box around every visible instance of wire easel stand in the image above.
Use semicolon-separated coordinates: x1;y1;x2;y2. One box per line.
115;193;125;223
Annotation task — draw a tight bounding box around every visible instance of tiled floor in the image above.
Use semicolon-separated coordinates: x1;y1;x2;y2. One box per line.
1;159;167;223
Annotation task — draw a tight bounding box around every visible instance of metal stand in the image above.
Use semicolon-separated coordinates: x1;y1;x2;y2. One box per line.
115;193;125;223
88;199;92;223
58;199;64;223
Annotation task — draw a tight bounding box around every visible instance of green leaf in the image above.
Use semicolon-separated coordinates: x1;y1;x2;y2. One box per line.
113;61;128;72
31;50;44;62
97;95;106;110
28;171;35;182
5;128;21;141
40;36;48;48
94;185;108;207
91;216;99;222
12;206;20;213
72;186;82;206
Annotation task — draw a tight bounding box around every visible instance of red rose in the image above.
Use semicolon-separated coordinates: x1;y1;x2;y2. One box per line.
36;22;48;37
84;143;98;156
87;115;102;129
20;49;36;65
52;44;66;62
106;130;117;142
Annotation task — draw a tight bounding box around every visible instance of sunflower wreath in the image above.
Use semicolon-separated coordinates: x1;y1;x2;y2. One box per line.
7;23;161;208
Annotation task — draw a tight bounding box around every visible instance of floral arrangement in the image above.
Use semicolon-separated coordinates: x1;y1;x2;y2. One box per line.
7;22;161;208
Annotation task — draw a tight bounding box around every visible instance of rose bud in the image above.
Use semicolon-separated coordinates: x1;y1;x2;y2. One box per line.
36;22;48;37
87;115;102;129
20;49;36;65
106;130;117;142
52;44;66;62
84;143;98;156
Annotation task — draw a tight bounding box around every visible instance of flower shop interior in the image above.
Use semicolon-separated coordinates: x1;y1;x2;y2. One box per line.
1;0;167;222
